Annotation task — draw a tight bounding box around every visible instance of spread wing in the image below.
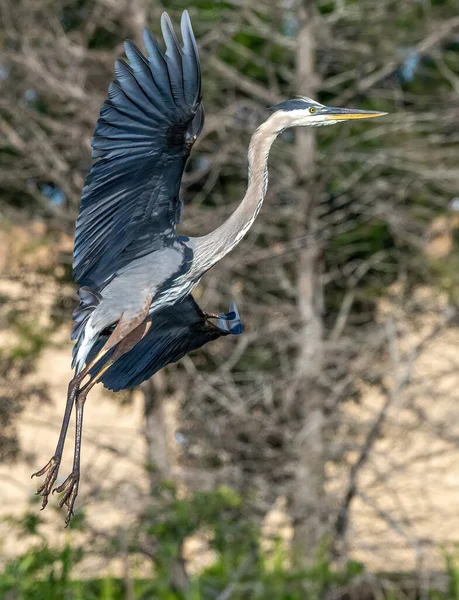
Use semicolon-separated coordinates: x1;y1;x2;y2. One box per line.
73;11;204;288
87;296;242;392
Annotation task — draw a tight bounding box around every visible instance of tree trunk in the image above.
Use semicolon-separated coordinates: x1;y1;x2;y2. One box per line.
142;375;191;594
287;0;328;567
142;375;170;489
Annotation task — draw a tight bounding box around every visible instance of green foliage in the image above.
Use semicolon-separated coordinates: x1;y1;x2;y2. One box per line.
2;311;50;362
0;543;84;600
444;551;459;600
2;489;457;600
2;493;457;599
146;484;253;575
0;486;367;600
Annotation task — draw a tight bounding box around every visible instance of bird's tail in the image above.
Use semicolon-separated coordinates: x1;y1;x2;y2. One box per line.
71;286;102;373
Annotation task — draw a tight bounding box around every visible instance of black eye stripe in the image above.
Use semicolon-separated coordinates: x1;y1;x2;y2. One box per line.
270;100;320;112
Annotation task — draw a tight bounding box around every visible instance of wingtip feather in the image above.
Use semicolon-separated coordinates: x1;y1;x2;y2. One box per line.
180;10;201;104
161;12;181;50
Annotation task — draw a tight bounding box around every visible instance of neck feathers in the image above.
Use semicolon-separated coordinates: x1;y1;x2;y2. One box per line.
191;112;286;275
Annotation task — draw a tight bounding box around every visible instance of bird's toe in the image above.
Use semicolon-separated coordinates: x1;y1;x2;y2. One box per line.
228;301;243;335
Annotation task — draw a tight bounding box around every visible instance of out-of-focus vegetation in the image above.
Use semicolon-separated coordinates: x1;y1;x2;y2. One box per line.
2;487;458;600
1;0;459;597
0;487;366;600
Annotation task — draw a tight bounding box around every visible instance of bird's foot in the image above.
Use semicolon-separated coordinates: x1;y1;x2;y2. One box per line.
217;302;243;335
53;471;80;527
31;455;62;510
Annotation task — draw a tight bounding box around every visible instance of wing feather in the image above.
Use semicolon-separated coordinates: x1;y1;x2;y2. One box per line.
87;296;242;392
181;10;201;104
142;29;175;104
161;13;186;105
73;10;203;288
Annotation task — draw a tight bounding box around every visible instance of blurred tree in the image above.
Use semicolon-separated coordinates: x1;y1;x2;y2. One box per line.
1;0;459;578
287;0;328;566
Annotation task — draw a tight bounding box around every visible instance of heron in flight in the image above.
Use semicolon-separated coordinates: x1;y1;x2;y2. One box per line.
32;11;386;524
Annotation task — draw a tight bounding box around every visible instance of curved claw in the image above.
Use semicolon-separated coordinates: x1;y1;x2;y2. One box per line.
31;456;53;479
31;456;62;511
217;311;236;320
53;472;80;526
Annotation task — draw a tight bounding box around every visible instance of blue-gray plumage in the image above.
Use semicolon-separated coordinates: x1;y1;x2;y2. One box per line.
87;296;242;392
73;12;204;289
32;10;386;525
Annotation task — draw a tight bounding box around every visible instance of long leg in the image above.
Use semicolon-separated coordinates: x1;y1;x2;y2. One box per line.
31;379;78;509
53;311;152;526
31;336;119;507
32;296;152;518
52;350;125;525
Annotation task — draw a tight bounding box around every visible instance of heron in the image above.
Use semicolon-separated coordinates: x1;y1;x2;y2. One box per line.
32;10;386;525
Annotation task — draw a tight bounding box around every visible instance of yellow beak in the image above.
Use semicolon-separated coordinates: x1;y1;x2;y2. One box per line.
325;108;387;120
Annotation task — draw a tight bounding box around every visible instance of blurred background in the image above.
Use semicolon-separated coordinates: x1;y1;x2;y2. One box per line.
1;0;459;598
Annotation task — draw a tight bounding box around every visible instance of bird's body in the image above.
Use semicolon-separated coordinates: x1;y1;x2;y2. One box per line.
72;241;194;374
32;10;386;524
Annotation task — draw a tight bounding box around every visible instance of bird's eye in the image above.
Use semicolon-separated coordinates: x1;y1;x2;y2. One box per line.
309;107;316;114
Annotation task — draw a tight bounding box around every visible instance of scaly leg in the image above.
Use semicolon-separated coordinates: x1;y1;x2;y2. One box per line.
53;308;152;526
31;378;78;509
31;340;117;508
32;296;152;520
52;352;122;525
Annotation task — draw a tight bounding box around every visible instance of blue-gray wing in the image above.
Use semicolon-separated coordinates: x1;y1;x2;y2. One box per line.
73;11;204;288
88;297;242;392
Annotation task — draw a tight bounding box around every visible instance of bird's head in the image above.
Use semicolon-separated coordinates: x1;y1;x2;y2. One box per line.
269;97;387;130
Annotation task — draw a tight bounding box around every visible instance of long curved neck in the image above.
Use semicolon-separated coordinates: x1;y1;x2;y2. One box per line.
191;112;288;276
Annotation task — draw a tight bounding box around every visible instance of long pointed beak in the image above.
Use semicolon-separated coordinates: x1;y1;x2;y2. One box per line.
325;107;387;121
